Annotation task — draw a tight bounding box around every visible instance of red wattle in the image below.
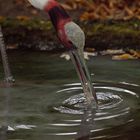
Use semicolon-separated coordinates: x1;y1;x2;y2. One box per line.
43;0;73;49
45;0;72;30
57;25;73;49
44;0;59;12
57;18;71;30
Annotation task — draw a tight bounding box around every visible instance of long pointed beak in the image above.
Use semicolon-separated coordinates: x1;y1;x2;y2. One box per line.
68;43;98;106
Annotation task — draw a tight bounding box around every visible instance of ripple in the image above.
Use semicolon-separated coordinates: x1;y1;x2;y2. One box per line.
54;82;138;111
52;82;139;138
2;81;139;140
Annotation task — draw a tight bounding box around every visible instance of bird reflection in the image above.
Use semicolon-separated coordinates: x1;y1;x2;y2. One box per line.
76;106;96;140
0;126;8;140
0;83;12;140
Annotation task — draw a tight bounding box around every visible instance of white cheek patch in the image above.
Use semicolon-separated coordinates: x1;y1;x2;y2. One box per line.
28;0;49;10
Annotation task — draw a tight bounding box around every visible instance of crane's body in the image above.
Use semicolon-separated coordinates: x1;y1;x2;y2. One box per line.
28;0;97;106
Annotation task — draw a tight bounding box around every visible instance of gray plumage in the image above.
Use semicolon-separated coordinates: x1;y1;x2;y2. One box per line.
64;21;85;55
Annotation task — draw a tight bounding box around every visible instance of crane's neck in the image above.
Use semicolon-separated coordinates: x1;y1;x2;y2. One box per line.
44;0;71;30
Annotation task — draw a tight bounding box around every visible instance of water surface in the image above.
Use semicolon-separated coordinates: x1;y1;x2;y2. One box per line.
0;51;139;140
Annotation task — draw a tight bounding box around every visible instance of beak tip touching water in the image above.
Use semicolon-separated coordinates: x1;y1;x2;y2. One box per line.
27;0;97;106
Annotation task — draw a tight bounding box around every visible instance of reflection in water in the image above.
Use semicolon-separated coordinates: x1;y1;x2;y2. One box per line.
0;82;139;140
0;87;11;140
0;126;7;140
0;52;139;140
54;82;139;139
76;107;96;140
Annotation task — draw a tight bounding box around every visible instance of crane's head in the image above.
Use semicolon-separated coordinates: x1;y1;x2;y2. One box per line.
28;0;85;51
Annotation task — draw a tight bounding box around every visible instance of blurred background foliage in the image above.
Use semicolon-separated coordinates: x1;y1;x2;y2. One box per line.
0;0;139;59
61;0;140;21
0;0;139;21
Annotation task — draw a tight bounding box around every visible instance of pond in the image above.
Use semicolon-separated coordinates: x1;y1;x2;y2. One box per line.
0;51;140;140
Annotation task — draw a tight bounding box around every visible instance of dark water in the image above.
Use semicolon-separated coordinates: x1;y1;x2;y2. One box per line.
0;51;139;140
